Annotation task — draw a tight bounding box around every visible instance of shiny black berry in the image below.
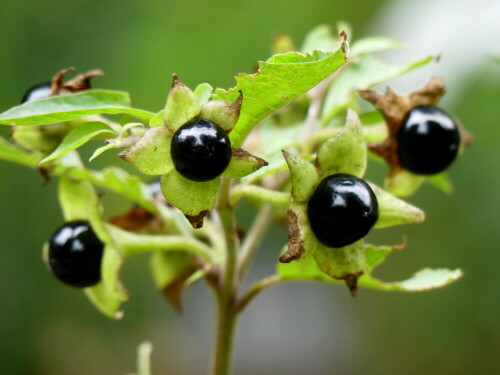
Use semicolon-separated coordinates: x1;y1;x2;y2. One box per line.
307;173;379;248
396;105;460;175
21;82;52;103
48;220;104;288
171;118;231;182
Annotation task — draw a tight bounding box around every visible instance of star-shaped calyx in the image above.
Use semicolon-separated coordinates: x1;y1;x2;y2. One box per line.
281;109;425;295
119;75;268;228
359;78;473;195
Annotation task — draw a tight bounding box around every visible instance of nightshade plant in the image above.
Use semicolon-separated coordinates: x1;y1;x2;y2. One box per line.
0;25;469;375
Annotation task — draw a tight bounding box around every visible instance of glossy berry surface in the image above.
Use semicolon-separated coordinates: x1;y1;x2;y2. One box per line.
396;105;460;175
171;118;231;182
307;173;379;248
48;220;104;288
21;82;52;103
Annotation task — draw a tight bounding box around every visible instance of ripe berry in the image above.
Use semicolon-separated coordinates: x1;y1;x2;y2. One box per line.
47;220;104;288
171;118;231;182
307;174;379;248
396;105;460;175
21;82;52;103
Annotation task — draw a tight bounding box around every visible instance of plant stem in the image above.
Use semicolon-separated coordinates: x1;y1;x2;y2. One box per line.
212;177;239;375
237;204;275;283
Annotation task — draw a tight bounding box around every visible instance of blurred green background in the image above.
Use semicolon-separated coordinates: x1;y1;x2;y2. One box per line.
1;0;499;374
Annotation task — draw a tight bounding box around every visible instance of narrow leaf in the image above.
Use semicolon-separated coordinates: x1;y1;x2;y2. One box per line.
40;122;115;164
0;90;154;125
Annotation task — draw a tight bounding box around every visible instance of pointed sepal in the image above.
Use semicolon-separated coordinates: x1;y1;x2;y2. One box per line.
163;75;201;131
222;148;268;178
316;109;366;178
283;150;319;203
160;170;220;228
119;125;173;175
200;92;243;133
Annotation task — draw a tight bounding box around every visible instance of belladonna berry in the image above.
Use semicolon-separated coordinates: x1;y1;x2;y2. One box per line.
21;82;52;103
307;174;379;248
396;105;460;175
171;118;231;182
47;220;104;288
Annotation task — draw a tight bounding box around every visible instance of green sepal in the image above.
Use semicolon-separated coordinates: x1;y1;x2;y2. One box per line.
11;123;70;154
119;125;173;175
316;109;366;178
40;121;115;164
160;170;220;228
150;251;199;311
85;244;129;319
163;75;201;131
149;110;165;127
200;93;242;133
369;182;425;228
279;202;317;263
194;83;213;106
222;148;268;178
0;135;39;168
283;150;319;203
385;169;425;198
313;240;366;295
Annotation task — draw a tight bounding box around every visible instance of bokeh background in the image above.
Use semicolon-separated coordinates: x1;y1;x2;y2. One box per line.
1;0;499;374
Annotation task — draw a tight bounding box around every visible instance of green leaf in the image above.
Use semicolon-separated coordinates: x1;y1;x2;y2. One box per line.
230;185;289;209
40;122;115;164
322;54;433;123
278;244;463;292
89;143;120;162
163;75;201;131
283;150;319;203
150;251;199;310
385;169;425;197
359;268;463;291
160;170;220;228
0;90;154;126
0;136;38;168
222;148;268;178
194;83;213;106
316;109;366;178
369;182;425;228
350;37;402;56
69;167;157;213
213;48;347;147
119;125;173;175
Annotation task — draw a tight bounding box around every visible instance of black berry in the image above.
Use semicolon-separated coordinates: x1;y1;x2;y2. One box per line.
21;82;52;103
171;118;231;182
396;105;460;175
307;173;379;248
47;220;104;288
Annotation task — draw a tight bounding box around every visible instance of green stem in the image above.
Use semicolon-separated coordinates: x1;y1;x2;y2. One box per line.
212;177;239;375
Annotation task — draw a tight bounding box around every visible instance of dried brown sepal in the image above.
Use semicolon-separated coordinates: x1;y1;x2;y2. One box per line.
359;77;447;172
343;271;363;299
108;207;165;233
185;210;209;229
231;147;269;168
279;209;305;263
50;67;103;96
162;266;198;311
